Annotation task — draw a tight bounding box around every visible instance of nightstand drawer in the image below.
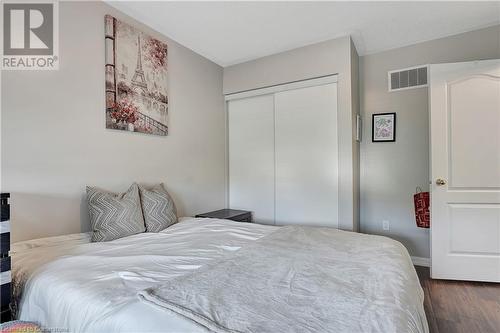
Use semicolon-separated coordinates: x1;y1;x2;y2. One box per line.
1;257;11;310
1;257;11;273
1;283;11;309
0;233;9;255
0;308;11;322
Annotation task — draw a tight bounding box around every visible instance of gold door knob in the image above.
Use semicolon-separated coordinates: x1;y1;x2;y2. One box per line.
436;178;447;186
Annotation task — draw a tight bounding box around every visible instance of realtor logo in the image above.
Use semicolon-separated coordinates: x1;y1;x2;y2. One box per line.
1;1;59;70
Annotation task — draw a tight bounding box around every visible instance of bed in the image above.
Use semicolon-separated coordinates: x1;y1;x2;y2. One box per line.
11;217;428;333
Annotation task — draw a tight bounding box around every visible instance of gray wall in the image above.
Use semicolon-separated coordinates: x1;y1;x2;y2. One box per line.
360;25;500;258
1;1;226;242
350;38;360;232
224;36;360;231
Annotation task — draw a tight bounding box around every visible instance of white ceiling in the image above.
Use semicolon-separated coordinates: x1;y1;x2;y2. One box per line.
107;1;500;67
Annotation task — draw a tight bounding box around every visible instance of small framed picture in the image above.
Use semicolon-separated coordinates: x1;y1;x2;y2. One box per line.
372;113;396;142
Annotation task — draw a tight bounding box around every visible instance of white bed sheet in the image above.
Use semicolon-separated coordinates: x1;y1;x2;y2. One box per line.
12;217;277;332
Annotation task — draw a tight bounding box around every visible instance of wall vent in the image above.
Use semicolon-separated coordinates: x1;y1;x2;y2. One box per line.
388;65;428;92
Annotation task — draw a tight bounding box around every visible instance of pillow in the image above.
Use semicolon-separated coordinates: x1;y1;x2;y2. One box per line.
139;183;178;232
87;183;145;242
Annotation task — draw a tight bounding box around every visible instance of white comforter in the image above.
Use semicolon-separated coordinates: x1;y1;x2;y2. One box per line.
13;218;277;332
12;217;427;333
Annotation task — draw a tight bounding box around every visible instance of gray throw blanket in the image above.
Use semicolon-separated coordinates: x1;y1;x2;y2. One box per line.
139;226;428;333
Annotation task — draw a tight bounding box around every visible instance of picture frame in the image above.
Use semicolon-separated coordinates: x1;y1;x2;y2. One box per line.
372;113;396;142
105;15;169;136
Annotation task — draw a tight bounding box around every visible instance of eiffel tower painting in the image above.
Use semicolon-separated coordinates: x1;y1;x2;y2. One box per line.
131;35;148;94
105;15;168;136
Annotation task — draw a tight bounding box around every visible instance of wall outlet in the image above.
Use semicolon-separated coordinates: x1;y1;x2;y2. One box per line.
382;220;390;231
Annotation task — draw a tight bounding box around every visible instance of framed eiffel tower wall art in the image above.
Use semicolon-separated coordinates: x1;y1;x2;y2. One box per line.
105;15;169;136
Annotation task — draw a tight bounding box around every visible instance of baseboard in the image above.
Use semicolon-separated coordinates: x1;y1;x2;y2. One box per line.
411;256;430;267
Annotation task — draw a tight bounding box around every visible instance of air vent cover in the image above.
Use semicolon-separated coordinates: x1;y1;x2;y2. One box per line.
388;65;428;92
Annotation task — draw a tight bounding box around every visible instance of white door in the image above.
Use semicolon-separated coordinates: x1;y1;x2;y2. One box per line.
228;95;275;224
274;83;338;227
430;59;500;282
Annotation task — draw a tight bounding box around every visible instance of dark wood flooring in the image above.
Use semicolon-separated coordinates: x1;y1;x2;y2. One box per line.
415;266;500;333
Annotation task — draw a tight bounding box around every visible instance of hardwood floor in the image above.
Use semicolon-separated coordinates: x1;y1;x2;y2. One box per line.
416;266;500;333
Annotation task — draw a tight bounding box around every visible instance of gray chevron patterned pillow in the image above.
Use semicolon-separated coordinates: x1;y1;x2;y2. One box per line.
139;184;178;232
87;183;146;242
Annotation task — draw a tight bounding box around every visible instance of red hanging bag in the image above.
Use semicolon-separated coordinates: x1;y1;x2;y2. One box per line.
414;187;430;228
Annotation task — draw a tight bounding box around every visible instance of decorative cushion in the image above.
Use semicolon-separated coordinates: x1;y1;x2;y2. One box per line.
87;183;145;242
0;321;41;333
139;184;178;232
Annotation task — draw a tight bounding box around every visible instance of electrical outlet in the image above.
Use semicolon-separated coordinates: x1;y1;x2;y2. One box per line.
382;220;390;231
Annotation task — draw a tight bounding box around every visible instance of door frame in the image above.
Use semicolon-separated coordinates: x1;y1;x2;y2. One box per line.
224;75;338;101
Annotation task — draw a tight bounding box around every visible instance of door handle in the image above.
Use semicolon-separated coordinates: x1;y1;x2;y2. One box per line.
436;178;447;186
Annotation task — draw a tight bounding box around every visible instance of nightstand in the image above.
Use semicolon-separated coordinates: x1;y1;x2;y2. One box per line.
1;193;11;323
196;209;252;223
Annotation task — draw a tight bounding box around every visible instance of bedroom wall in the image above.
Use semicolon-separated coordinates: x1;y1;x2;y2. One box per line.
1;1;226;242
223;37;360;232
360;24;500;259
350;39;360;232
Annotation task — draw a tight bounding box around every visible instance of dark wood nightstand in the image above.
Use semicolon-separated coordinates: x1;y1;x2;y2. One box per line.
196;209;252;223
1;193;11;323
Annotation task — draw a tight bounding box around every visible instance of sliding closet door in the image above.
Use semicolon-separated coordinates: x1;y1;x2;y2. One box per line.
228;95;275;224
274;83;338;227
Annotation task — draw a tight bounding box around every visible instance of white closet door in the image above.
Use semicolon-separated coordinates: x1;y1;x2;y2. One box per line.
228;95;275;224
274;83;338;227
